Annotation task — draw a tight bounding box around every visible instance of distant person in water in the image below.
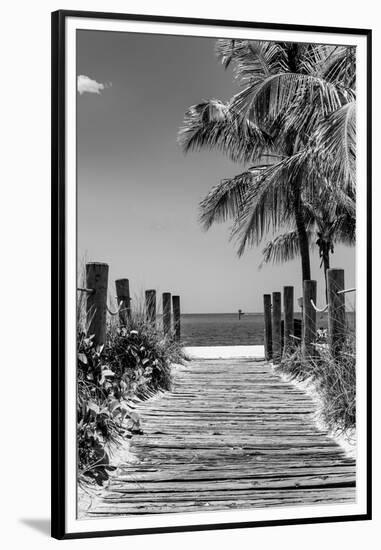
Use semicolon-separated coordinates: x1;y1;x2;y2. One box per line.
238;309;245;320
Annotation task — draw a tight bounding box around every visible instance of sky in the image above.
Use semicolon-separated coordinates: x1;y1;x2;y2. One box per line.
77;30;355;314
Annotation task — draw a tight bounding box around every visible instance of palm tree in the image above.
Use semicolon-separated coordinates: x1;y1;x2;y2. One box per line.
178;40;356;282
261;190;355;300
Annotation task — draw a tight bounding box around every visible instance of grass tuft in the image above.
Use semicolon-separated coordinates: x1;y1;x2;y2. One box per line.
276;330;356;434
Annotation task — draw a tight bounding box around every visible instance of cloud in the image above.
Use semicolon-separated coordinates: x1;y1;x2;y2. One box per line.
77;75;111;95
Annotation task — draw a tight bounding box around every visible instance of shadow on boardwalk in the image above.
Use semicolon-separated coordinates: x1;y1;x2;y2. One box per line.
85;358;356;516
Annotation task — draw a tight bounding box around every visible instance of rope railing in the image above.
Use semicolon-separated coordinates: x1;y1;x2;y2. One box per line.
106;301;125;316
310;287;355;313
263;269;352;362
310;299;328;313
82;264;181;346
78;285;130;316
337;287;356;295
77;287;94;294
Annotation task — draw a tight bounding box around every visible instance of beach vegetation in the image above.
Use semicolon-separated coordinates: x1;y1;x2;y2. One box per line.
77;305;185;488
276;329;356;433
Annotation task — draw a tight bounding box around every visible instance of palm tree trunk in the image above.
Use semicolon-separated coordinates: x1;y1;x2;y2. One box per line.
292;183;311;281
322;249;330;303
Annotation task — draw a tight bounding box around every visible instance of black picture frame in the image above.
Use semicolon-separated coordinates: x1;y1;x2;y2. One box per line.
51;9;372;540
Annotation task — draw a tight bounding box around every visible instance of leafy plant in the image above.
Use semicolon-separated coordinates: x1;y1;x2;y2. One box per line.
77;310;185;487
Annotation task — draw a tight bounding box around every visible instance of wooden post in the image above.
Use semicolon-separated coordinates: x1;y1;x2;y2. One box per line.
283;286;294;356
272;292;281;364
115;278;131;326
172;295;181;342
263;294;272;361
162;292;172;336
327;268;346;356
86;262;109;347
145;290;156;325
293;318;302;340
296;296;304;345
302;280;317;359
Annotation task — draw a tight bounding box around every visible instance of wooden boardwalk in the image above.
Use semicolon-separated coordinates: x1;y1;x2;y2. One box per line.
88;358;356;516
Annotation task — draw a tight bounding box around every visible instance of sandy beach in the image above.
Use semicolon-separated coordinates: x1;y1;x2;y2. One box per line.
183;345;265;359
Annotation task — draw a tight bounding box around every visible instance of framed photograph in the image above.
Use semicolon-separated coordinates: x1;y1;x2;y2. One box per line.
51;9;372;540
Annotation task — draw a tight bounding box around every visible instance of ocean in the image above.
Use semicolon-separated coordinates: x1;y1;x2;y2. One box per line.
180;312;355;346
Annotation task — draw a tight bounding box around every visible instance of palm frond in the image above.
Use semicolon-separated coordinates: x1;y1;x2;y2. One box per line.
332;213;356;246
230;156;303;255
261;228;313;266
199;169;261;230
231;72;354;130
215;39;240;69
311;101;356;192
317;46;356;88
178;99;272;163
300;44;355;85
215;39;288;80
